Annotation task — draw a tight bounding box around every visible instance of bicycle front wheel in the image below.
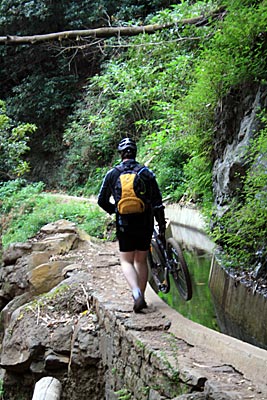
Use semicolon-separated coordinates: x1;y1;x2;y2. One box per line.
147;240;170;294
166;238;192;301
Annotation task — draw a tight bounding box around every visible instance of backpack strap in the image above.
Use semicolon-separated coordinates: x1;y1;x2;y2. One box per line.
115;165;124;173
136;166;147;175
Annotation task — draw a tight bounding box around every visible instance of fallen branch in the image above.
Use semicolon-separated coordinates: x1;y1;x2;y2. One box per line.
81;283;91;311
0;8;225;45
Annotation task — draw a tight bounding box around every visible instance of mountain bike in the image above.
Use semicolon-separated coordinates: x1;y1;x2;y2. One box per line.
148;225;192;301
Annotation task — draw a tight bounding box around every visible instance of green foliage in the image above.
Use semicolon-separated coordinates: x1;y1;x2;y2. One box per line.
7;71;78;153
0;379;3;399
114;388;132;400
137;134;188;200
61;0;267;205
0;179;43;214
0;101;36;179
0;0;180;186
59;0;267;272
0;0;176;34
0;180;111;248
61;1;213;194
182;151;213;206
1;0;267;272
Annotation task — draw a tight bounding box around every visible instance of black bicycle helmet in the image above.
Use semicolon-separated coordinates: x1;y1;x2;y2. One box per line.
117;137;137;153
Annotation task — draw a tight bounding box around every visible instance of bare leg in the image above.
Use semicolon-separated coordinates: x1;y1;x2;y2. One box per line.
120;250;148;312
134;250;149;295
120;251;139;292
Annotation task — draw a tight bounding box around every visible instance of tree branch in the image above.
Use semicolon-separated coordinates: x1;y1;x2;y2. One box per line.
0;8;226;45
0;170;13;180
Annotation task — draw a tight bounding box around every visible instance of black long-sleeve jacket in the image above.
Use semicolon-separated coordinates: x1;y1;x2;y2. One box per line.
97;159;165;231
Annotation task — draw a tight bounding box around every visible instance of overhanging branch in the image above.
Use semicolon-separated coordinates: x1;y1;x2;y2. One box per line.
0;8;226;45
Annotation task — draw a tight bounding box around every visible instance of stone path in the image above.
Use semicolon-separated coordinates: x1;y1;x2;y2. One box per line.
76;239;267;400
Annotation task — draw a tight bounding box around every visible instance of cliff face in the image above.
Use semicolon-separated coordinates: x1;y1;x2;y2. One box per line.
212;83;267;216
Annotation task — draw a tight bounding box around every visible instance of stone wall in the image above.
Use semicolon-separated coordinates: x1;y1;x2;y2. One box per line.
209;255;267;350
95;296;195;400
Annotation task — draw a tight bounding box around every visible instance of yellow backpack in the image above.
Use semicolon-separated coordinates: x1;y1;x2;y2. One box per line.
115;164;147;214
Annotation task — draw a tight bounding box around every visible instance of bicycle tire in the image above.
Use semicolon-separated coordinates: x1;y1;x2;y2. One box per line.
166;237;192;301
147;240;170;294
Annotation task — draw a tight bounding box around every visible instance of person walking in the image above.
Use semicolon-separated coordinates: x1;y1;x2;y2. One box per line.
98;138;166;312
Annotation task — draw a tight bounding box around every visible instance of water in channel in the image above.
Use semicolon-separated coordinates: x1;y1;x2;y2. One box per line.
159;249;219;332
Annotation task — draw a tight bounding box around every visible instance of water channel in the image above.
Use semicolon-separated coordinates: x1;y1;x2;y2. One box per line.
162;205;219;332
158;248;219;331
161;205;267;350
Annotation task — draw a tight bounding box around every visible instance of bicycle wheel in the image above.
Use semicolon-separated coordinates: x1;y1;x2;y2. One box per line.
147;240;170;294
166;238;192;301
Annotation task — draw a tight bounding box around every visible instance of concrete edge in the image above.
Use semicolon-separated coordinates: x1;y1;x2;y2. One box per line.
146;284;267;392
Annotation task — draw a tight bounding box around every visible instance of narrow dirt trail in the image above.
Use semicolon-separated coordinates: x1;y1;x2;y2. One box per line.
43;192;98;203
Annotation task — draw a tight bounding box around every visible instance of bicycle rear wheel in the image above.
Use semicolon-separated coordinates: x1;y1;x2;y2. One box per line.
166;238;192;301
147;240;170;294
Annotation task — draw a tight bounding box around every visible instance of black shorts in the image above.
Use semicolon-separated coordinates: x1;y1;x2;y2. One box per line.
117;229;152;252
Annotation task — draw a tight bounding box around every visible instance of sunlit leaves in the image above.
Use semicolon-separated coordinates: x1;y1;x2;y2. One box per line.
0;101;36;179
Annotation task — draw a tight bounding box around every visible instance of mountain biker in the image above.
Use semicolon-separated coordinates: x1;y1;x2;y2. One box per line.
97;137;166;312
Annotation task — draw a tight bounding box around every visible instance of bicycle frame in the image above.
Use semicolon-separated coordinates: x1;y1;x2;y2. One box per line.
151;228;171;293
149;224;193;300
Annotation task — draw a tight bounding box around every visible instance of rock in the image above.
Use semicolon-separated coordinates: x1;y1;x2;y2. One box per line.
212;83;267;212
48;324;73;353
28;260;70;294
62;263;83;278
0;220;263;400
171;395;207;400
0;220;82;309
2;242;32;266
0;272;97;374
45;352;70;370
148;389;166;399
1;292;32;329
0;259;30;303
70;316;101;367
31;232;78;253
27;251;51;271
40;219;78;234
32;377;62;400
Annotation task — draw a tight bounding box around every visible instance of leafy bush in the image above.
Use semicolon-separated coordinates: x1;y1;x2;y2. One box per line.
0;179;44;214
7;72;78;151
0;101;36;180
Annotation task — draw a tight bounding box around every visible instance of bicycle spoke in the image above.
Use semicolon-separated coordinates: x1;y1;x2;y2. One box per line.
147;240;169;293
167;238;192;301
